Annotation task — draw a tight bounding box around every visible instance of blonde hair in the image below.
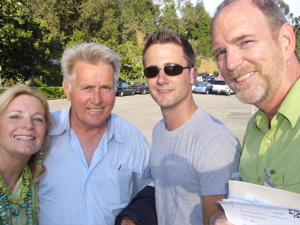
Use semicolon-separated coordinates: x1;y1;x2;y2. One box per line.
0;84;54;183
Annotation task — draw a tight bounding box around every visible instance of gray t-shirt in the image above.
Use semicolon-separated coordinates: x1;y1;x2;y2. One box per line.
151;108;241;225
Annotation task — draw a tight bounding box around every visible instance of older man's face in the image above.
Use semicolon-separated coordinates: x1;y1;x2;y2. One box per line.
63;60;116;130
211;0;284;105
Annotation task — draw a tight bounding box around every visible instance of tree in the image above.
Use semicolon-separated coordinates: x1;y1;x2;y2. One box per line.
292;16;300;60
158;0;183;33
0;0;229;86
275;0;294;21
274;0;300;60
119;0;158;44
180;0;212;66
0;0;55;85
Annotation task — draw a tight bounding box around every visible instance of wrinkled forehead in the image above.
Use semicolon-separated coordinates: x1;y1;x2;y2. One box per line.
211;0;267;38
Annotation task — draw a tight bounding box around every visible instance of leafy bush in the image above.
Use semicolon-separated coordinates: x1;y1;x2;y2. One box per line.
0;86;66;99
35;87;66;98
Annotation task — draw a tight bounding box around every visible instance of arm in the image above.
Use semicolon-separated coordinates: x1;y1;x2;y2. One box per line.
202;194;225;225
115;186;157;225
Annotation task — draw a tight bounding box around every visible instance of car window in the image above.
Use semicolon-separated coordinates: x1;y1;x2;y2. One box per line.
214;81;226;85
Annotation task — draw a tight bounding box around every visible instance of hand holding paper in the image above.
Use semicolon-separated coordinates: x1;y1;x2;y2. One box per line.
218;181;300;225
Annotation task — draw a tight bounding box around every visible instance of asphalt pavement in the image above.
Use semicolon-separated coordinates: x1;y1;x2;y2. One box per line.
47;93;257;146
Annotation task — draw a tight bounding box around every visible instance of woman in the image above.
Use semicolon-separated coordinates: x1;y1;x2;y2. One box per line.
0;84;53;225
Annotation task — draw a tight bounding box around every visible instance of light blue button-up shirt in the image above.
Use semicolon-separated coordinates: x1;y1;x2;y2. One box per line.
38;108;152;225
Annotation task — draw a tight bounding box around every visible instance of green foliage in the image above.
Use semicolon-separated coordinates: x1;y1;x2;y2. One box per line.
34;87;66;98
0;86;65;98
0;87;9;94
0;0;57;86
296;29;300;61
275;0;294;21
116;42;144;82
1;0;299;87
275;0;300;60
159;1;183;33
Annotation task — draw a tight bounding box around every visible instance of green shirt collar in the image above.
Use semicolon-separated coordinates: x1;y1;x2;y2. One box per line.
255;79;300;130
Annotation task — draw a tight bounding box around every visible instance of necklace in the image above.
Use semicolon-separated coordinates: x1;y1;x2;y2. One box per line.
0;165;33;225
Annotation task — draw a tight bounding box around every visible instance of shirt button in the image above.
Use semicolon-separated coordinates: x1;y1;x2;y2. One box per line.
86;201;90;205
266;140;271;146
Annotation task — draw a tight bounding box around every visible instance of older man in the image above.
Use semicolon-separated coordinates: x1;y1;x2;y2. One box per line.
210;0;300;223
38;42;156;225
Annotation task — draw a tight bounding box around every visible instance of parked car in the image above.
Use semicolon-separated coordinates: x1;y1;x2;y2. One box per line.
212;80;234;96
193;81;213;94
116;82;135;96
197;73;209;81
192;83;196;92
130;82;149;95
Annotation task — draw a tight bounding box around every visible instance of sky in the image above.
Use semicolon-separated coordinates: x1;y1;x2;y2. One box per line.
195;0;300;18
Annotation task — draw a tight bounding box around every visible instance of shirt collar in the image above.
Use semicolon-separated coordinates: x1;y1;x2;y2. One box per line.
50;108;123;144
106;113;123;144
277;79;300;128
255;79;300;130
50;107;71;135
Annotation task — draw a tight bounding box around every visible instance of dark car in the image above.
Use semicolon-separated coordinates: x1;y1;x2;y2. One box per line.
193;81;213;94
130;82;149;95
116;82;135;96
198;73;209;80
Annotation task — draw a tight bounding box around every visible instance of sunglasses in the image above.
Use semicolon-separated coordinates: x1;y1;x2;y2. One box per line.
143;64;193;78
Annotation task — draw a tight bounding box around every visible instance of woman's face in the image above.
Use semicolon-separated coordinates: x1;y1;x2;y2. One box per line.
0;94;47;160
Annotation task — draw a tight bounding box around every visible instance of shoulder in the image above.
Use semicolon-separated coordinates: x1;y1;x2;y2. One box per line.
190;109;241;149
51;108;70;122
153;119;165;130
191;108;232;134
110;114;150;155
110;113;147;140
50;108;70;135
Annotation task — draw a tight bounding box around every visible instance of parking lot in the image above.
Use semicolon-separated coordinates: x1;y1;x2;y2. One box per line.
47;93;256;146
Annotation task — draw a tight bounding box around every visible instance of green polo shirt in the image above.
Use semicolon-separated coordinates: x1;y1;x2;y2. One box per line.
239;79;300;194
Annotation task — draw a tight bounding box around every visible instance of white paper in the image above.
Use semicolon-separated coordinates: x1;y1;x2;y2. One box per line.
218;181;300;225
220;199;300;225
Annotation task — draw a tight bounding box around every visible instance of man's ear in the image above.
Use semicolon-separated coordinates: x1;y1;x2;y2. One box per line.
62;80;71;101
279;22;296;60
190;67;198;85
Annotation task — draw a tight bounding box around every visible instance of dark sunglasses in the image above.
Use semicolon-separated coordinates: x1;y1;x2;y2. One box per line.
143;64;193;78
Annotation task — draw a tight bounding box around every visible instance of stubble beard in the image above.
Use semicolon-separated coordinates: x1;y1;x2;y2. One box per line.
227;52;283;105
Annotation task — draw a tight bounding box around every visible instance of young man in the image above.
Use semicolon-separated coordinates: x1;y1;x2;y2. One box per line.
38;42;156;225
143;29;241;225
210;0;300;223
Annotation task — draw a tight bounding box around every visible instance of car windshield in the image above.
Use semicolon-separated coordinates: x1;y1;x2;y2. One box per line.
133;82;143;86
195;82;206;86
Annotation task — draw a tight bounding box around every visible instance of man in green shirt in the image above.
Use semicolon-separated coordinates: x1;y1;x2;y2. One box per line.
239;79;300;193
211;0;300;194
209;0;300;224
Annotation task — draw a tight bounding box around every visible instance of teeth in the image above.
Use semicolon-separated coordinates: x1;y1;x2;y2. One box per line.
236;72;254;82
90;109;102;112
159;90;170;93
14;136;34;140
